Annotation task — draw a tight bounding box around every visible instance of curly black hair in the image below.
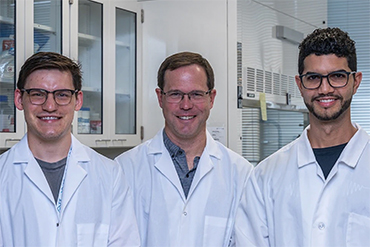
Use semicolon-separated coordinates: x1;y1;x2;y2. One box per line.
298;27;357;74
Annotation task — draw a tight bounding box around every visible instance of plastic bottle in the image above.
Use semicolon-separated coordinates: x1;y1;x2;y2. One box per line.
78;107;90;134
0;95;14;132
90;112;101;134
0;47;15;80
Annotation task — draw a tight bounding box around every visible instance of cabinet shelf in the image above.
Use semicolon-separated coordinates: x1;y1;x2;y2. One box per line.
78;33;101;46
115;40;130;48
0;16;14;25
82;86;101;93
0;78;14;85
34;23;56;34
115;92;131;98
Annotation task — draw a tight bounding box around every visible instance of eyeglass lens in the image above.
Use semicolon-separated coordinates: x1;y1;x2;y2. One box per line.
163;90;210;103
26;89;75;105
301;71;352;89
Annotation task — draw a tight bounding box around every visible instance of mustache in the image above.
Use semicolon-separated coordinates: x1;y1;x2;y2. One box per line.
311;94;343;102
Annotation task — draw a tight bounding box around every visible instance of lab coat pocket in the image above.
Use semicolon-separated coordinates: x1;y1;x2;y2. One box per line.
77;223;109;247
203;216;228;246
346;213;370;246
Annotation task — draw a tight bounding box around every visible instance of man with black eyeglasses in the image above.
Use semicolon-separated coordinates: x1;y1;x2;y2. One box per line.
234;27;370;246
115;51;253;247
0;52;140;246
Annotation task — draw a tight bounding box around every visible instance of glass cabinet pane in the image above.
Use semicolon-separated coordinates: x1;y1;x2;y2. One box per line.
34;0;62;53
0;0;15;133
115;8;136;134
78;0;102;134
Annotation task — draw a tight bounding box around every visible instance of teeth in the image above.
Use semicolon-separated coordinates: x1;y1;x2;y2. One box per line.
179;116;194;120
320;99;334;103
41;117;58;120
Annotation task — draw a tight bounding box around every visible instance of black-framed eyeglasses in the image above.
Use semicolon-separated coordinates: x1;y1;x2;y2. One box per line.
299;71;356;90
21;88;79;106
161;89;212;104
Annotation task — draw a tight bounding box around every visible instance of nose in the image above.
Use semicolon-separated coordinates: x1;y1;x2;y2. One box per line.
179;93;193;109
318;76;334;93
42;92;58;111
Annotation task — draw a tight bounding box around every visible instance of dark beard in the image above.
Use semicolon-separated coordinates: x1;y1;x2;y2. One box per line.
305;97;352;121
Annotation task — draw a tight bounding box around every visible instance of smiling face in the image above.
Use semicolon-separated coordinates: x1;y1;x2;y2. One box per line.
295;54;361;123
15;69;83;144
156;64;216;144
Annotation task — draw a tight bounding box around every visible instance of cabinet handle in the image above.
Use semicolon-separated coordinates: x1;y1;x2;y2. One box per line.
95;139;111;143
5;138;21;145
112;139;127;142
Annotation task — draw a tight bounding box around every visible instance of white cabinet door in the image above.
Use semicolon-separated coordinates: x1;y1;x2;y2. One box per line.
0;0;67;149
111;1;142;147
72;0;142;148
0;0;18;148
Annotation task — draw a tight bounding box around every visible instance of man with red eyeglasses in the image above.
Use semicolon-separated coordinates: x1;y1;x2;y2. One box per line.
0;52;140;246
235;28;370;246
116;51;253;247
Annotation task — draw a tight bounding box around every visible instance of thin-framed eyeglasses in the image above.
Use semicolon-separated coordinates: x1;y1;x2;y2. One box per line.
161;89;212;103
21;88;79;106
299;71;356;90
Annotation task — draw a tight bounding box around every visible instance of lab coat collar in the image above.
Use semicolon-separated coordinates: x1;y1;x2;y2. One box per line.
59;135;88;216
150;128;221;201
147;128;166;155
13;134;89;213
204;130;222;161
187;131;221;199
297;123;369;169
13;134;32;164
297;126;317;169
151;129;185;200
12;134;90;163
147;128;222;160
14;135;55;203
339;123;369;168
70;134;90;162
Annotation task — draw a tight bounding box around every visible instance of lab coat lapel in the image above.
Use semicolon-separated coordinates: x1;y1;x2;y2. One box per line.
14;135;55;204
187;132;219;199
59;136;88;215
151;129;186;200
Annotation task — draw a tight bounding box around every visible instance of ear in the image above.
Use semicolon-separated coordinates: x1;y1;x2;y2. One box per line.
209;89;216;108
295;75;304;96
74;90;83;111
14;89;24;111
352;71;362;95
155;88;163;108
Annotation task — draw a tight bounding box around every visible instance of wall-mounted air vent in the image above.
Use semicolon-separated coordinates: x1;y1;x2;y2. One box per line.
244;67;300;99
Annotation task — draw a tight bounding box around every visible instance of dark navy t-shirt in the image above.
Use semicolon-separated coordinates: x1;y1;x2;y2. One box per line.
313;143;347;179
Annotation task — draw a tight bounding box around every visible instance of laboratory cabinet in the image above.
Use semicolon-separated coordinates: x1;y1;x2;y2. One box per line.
0;0;142;149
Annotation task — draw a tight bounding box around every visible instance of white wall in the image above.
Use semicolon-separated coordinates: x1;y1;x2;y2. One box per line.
141;0;230;144
139;0;327;154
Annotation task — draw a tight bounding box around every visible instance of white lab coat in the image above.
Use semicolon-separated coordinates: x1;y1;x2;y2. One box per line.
0;134;140;247
234;123;370;247
115;129;253;247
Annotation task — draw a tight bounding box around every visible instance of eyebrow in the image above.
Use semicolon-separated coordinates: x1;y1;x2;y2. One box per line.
304;69;348;74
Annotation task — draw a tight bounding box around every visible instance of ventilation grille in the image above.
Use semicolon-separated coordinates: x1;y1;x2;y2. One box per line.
244;67;300;98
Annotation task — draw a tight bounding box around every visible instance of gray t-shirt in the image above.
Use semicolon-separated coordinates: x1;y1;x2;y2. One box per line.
36;157;67;204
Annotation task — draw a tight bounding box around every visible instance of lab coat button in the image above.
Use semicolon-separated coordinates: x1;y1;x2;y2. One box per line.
183;211;187;216
318;222;325;230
